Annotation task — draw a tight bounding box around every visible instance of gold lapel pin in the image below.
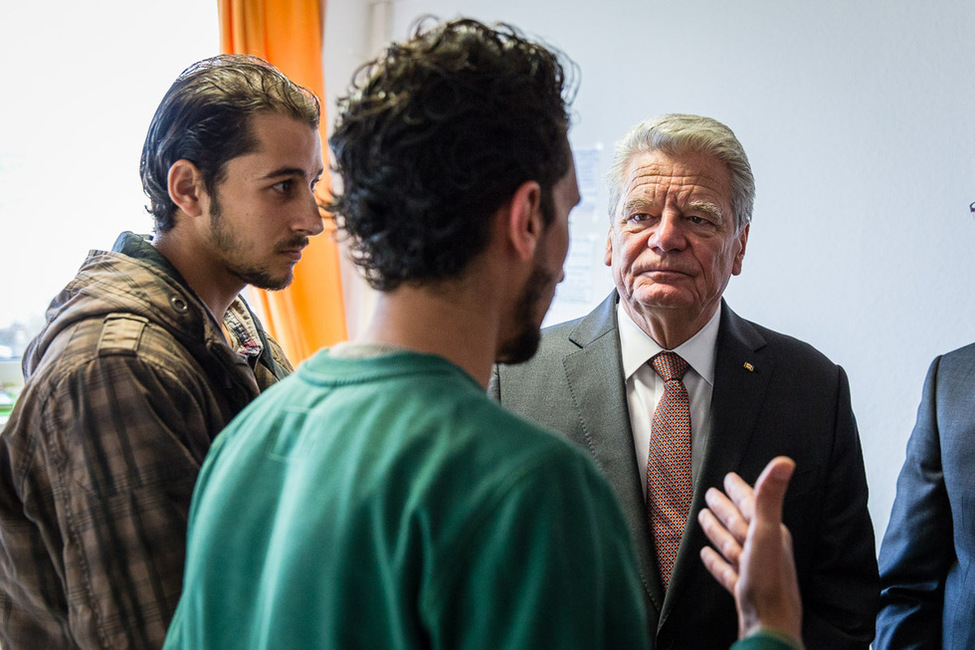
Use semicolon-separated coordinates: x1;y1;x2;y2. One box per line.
743;362;755;372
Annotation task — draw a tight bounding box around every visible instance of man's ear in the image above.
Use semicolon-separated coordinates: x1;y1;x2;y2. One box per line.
167;159;206;218
731;223;750;276
504;180;543;262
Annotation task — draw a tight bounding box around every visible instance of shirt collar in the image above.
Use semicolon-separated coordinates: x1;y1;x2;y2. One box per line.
618;302;722;386
224;299;265;363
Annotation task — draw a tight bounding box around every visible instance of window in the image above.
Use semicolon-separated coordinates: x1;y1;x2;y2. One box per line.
0;2;218;411
0;1;219;365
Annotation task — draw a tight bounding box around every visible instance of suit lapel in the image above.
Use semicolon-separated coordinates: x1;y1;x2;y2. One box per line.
660;303;772;624
562;292;665;613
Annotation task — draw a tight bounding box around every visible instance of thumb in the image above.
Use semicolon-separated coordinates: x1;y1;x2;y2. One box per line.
753;456;795;524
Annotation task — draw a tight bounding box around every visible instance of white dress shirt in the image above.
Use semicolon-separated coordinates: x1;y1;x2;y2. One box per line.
617;303;721;497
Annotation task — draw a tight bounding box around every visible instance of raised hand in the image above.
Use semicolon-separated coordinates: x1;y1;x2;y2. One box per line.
698;456;802;644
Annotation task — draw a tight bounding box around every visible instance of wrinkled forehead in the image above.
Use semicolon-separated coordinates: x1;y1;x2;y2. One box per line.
620;149;732;209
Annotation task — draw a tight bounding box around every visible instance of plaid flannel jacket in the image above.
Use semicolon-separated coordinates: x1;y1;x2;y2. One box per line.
0;233;293;649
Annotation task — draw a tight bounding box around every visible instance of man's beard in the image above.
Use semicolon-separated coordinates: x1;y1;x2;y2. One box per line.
209;194;299;291
496;265;555;365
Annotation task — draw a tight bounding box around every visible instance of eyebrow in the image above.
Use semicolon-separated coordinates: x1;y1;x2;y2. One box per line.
259;166;323;181
621;197;657;215
687;201;723;221
620;198;725;223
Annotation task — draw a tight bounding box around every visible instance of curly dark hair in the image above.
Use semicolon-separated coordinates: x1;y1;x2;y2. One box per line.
328;18;577;291
140;54;320;233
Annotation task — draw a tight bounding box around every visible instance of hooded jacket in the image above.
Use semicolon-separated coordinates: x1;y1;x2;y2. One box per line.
0;232;292;649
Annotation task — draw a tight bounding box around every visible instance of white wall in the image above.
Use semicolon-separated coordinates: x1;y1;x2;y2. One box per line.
324;0;975;546
0;1;219;331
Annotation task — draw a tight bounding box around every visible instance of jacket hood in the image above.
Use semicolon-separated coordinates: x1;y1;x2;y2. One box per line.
24;237;218;379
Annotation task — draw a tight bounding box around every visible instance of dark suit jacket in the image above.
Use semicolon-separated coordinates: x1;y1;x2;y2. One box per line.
490;292;878;650
876;343;975;649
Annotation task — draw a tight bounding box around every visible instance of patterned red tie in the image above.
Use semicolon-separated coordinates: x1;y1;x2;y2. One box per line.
647;351;692;589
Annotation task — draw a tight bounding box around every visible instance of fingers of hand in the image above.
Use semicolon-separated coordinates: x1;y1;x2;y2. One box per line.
722;471;757;522
752;456;795;524
700;546;738;595
703;485;749;542
698;504;744;565
781;525;794;557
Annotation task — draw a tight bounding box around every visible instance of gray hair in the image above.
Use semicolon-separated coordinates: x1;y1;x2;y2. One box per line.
606;114;755;231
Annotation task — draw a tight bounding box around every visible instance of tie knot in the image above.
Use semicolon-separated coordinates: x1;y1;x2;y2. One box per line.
650;352;689;382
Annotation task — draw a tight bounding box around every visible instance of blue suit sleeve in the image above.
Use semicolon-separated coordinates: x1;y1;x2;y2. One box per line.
876;356;953;648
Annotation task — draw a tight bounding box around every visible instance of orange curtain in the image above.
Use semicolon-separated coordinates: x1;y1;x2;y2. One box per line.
219;0;347;363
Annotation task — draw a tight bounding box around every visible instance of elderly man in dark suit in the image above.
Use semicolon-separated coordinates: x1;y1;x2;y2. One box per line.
490;113;879;650
876;341;975;648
